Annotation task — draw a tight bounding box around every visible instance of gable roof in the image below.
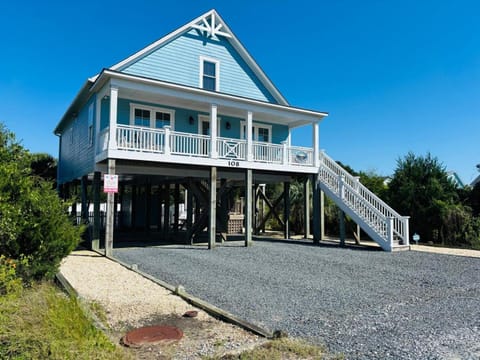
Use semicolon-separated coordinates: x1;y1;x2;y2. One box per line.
90;9;288;105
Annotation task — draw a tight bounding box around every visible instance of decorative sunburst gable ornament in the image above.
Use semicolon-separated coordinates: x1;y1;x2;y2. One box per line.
191;11;232;38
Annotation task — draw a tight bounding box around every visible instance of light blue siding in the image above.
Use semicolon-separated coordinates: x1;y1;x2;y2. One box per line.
121;30;277;103
58;94;97;183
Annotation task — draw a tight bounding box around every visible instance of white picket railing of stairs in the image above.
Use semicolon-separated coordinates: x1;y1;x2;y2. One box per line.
318;151;410;251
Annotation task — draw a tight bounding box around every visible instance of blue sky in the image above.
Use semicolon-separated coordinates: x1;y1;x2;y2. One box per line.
1;0;479;183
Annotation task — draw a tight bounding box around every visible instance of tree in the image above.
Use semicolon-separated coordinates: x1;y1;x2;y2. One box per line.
0;124;82;281
387;152;468;244
30;153;57;184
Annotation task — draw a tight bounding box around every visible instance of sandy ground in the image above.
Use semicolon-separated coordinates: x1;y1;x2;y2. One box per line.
59;250;266;359
411;244;480;258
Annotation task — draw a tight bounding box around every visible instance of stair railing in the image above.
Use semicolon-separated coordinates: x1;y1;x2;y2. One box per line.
319;151;409;247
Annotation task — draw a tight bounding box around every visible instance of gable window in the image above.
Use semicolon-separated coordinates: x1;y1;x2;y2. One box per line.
130;104;175;129
200;56;219;91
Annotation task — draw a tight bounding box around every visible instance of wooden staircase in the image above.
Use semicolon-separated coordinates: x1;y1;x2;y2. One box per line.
317;151;410;252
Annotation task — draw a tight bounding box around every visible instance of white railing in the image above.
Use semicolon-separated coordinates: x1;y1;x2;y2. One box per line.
108;125;319;168
170;131;211;157
318;151;409;249
117;125;165;153
253;141;283;164
217;137;246;160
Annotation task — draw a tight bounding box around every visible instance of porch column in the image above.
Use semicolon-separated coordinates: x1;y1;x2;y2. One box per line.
304;177;310;238
245;169;253;246
209;167;217;249
108;86;118;151
320;190;325;239
246;111;253;161
312;121;319;167
210;104;218;158
313;174;321;244
92;171;101;251
186;182;193;244
105;159;115;257
284;181;290;239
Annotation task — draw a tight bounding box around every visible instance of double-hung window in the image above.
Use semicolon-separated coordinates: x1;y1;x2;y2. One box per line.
200;56;219;91
240;122;272;143
130;104;175;130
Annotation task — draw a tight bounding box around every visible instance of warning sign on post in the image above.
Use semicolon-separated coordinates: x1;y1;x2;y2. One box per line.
104;174;118;193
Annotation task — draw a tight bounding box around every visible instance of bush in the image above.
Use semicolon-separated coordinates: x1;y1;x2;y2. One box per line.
0;124;83;281
0;255;23;298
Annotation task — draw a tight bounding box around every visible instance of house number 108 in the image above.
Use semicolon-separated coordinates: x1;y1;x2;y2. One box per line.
228;160;240;167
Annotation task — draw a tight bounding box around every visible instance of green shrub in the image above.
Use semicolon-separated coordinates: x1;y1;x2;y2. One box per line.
0;255;23;298
0;123;83;281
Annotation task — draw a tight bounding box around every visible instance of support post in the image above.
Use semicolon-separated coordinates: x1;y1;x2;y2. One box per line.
186;182;193;244
174;183;180;234
320;190;325;240
245;169;253;246
284;181;290;239
108;86;118;151
163;183;170;238
339;209;346;247
92;171;101;251
210;104;218;158
209;167;217;249
246;111;253;161
105;159;115;257
80;175;88;223
145;181;151;232
282;141;288;165
312;174;321;244
304;177;310;238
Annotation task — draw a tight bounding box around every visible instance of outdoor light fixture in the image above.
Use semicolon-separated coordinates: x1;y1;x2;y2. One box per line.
189;116;194;125
225;121;231;130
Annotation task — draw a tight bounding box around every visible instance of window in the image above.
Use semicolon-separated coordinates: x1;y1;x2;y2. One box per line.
130;104;175;129
200;56;219;91
88;103;94;146
155;112;171;128
240;121;272;143
134;108;150;127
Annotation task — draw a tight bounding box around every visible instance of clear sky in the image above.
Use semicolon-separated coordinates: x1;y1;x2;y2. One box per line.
1;0;479;183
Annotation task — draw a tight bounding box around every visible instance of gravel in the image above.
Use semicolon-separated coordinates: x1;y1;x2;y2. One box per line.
114;240;480;360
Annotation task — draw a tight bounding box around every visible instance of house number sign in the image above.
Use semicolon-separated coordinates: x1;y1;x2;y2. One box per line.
227;160;240;167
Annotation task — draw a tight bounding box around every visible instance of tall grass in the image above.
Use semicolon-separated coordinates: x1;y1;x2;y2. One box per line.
0;282;130;360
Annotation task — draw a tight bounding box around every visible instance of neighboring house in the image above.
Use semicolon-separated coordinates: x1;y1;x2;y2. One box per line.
447;171;465;188
54;9;409;252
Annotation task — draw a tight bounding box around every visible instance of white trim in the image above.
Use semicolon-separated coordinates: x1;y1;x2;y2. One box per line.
198;114;220;135
94;71;328;122
129;103;176;130
240;120;272;143
199;56;220;91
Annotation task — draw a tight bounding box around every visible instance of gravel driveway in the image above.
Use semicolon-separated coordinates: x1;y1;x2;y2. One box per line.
114;240;480;360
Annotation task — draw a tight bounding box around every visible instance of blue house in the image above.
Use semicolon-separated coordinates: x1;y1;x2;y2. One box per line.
54;9;409;252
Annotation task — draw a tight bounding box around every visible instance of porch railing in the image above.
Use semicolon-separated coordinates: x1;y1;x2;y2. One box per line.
217;137;247;160
102;125;316;167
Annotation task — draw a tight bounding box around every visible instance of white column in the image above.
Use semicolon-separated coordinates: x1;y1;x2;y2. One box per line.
105;159;116;257
210;104;218;158
312;121;319;167
286;128;292;146
108;86;118;151
247;111;253;161
164;125;171;155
